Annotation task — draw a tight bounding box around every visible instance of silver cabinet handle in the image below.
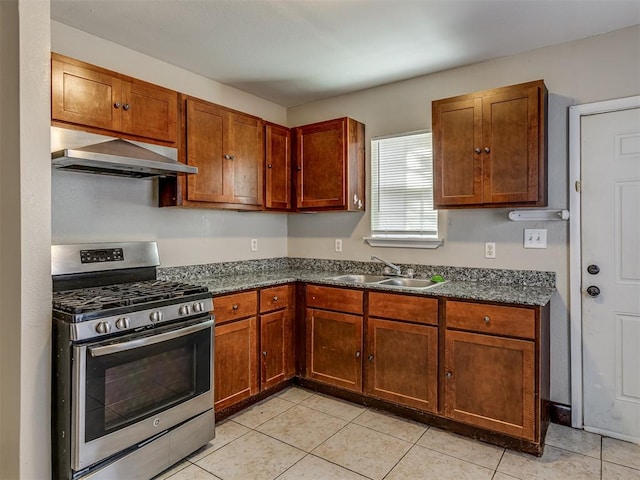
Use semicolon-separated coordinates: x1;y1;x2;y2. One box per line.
445;371;453;378
113;102;121;109
232;304;239;311
474;147;481;154
483;316;490;324
267;164;273;168
262;351;268;356
273;296;279;302
368;355;374;361
355;351;361;358
484;147;490;153
224;154;236;160
123;103;130;111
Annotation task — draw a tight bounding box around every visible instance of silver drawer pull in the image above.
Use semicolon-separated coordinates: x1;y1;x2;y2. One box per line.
483;316;490;324
232;304;239;311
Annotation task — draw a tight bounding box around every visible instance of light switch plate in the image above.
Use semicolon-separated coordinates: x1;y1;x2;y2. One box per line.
524;229;547;249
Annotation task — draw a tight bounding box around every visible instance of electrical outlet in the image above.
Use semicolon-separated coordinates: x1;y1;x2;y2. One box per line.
335;239;343;252
484;242;496;259
250;238;258;252
524;229;547;249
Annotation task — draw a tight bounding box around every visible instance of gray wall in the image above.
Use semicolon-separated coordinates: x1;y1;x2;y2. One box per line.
287;25;640;405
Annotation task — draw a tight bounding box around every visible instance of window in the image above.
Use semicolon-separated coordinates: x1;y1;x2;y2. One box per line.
366;131;441;248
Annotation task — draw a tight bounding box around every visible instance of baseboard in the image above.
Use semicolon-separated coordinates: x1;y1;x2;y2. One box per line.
549;402;571;427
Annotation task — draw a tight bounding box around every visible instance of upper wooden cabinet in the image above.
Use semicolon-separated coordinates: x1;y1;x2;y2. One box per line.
294;117;365;211
264;123;292;211
51;53;178;145
432;80;548;208
162;96;264;210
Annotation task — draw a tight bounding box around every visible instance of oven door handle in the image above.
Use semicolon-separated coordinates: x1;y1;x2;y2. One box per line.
88;318;213;357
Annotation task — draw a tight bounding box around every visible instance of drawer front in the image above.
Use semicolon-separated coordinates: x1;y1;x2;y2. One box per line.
260;285;291;313
306;285;363;315
215;291;258;324
368;292;438;325
446;301;535;339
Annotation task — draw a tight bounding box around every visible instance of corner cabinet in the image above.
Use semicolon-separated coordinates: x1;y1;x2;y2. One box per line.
432;80;548;208
51;53;178;145
264;123;292;211
294;117;365;211
443;299;550;444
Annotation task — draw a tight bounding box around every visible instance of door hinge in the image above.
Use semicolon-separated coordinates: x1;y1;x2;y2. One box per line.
575;180;582;193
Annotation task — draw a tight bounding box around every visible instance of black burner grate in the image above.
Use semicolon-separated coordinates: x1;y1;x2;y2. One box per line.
52;280;209;314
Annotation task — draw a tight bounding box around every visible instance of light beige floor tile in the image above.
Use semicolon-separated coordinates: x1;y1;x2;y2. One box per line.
312;423;412;480
257;404;347;451
385;444;494;480
196;430;305;480
152;459;191;479
230;396;296;428
352;408;427;443
163;463;222;480
603;437;640;470
276;454;370;480
602;461;640;480
416;427;504;470
299;393;366;421
498;444;601;480
492;473;521;480
274;386;315;404
546;423;602;459
189;419;251;462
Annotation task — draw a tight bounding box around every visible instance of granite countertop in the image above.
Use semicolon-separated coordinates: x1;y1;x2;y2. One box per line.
181;268;556;306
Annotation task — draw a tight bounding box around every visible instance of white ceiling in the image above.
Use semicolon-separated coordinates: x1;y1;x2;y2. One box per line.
51;0;640;107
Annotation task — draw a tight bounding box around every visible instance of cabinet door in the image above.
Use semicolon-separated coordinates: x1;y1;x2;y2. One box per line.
433;97;483;207
121;80;177;143
444;329;535;440
214;317;259;411
296;118;346;209
482;84;543;204
52;58;122;131
227;112;264;206
260;309;293;390
265;124;292;210
365;318;438;412
185;99;227;203
306;308;363;392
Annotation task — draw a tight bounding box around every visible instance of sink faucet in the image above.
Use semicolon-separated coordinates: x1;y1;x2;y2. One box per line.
371;255;402;276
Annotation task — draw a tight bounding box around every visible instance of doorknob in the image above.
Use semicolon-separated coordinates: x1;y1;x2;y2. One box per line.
586;286;601;297
587;264;600;275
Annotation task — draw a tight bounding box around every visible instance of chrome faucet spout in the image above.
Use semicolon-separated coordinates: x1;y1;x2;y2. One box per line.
371;255;402;276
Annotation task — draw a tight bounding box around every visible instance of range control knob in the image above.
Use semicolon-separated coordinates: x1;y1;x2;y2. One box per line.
115;317;130;330
179;305;191;316
193;302;204;313
149;311;163;323
95;322;111;334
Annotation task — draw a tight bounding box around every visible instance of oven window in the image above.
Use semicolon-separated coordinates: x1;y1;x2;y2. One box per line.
84;324;211;442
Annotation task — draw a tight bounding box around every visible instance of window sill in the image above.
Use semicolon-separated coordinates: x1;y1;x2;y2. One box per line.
364;237;443;249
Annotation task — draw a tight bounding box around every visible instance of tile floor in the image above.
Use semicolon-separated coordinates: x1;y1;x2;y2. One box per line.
155;387;640;480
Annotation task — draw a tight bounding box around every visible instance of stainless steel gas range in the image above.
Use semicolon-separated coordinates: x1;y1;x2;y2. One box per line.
51;242;215;480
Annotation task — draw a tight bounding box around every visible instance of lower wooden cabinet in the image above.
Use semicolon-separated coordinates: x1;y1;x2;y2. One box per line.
365;318;438;412
443;299;548;443
306;308;363;392
214;316;259;411
259;285;295;390
444;329;535;439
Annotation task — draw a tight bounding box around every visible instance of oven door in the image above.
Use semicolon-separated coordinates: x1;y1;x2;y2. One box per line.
71;316;213;471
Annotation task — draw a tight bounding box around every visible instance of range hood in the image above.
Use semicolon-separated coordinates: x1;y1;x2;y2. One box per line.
51;127;197;179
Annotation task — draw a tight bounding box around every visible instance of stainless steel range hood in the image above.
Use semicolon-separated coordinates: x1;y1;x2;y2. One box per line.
51;127;197;178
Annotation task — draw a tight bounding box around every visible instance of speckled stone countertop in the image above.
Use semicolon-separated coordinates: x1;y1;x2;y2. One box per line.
159;258;556;306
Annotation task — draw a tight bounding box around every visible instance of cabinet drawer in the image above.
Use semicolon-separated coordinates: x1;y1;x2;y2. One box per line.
260;285;291;313
368;292;438;326
214;291;258;325
306;285;363;315
446;301;535;339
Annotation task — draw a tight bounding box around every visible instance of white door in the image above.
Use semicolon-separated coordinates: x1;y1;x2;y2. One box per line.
581;107;640;442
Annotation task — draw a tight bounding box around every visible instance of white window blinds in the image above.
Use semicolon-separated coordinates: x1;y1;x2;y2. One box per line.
371;131;438;238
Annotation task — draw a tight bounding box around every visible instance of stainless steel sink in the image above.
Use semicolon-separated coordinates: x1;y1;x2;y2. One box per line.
378;277;444;289
328;274;389;284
